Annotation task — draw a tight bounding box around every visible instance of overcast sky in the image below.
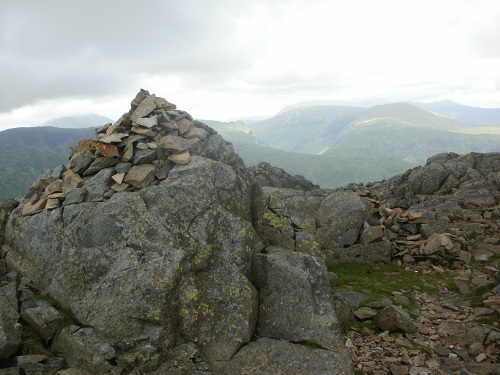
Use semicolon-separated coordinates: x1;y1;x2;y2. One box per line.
1;0;499;130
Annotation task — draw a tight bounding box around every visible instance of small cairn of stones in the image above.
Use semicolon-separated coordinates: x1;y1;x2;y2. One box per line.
22;89;216;216
355;189;473;270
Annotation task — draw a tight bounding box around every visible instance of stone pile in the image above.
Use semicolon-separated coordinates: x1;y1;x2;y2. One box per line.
21;89;216;216
255;186;475;270
355;190;474;270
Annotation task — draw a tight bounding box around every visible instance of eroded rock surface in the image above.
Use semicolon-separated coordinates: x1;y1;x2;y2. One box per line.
0;90;352;374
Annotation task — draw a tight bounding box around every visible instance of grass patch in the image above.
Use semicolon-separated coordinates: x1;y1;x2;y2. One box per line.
396;339;433;357
329;262;456;312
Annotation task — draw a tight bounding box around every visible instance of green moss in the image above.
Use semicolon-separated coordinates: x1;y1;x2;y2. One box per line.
304;339;318;348
396;339;433;357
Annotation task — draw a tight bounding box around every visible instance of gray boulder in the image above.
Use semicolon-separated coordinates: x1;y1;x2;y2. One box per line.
0;281;22;359
51;325;116;374
224;337;353;375
325;241;392;266
0;200;18;245
20;298;63;343
316;191;372;248
247;162;318;190
253;249;345;351
373;305;417;333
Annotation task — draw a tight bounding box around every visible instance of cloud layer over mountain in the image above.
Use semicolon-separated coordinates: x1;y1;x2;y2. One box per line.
1;0;500;129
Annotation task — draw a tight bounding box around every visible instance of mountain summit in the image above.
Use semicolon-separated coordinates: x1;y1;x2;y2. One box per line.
0;90;498;374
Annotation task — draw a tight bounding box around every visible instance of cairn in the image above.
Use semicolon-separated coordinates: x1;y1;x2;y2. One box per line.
22;89;216;215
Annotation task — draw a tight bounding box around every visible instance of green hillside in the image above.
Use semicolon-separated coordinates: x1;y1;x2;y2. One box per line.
0;127;95;198
228;142;415;188
249;105;363;154
0;147;67;199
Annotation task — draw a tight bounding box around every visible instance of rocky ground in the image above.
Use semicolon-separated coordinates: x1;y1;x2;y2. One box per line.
337;259;499;375
328;161;500;375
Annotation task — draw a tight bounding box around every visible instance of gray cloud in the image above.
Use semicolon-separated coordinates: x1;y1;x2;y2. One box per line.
1;0;500;121
0;0;266;111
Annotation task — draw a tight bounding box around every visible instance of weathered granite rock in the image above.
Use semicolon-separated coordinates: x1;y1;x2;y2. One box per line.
224;337;353;375
83;168;115;202
51;325;116;374
247;162;318;190
135;115;158;128
20;299;63;343
253;249;345;351
0;281;22;359
96;142;119;158
6;151;263;370
123;164;157;188
21;193;48;216
359;225;385;244
373;305;417;333
0;200;18;246
130;93;156;122
62;188;87;207
168;149;191;165
69;150;96;175
150;342;212;374
354;306;378;320
133;149;157;165
325;241;392;266
115;162;132;174
83;156;119;176
316;191;372;248
62;169;84;196
421;233;453;255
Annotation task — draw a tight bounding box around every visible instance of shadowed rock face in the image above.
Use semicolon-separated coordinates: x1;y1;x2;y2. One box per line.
0;90;353;374
247;161;318;190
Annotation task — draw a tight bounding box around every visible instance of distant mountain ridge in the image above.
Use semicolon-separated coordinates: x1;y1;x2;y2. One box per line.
1;100;499;198
414;100;500;126
43;113;113;128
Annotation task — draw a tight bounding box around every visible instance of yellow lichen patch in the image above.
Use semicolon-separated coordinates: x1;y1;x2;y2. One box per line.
185;288;199;301
263;210;290;229
229;284;252;299
148;309;161;321
197;302;214;317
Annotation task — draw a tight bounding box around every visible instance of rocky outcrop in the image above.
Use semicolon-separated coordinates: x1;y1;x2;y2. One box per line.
1;88;498;374
247;161;318;190
0;91;352;374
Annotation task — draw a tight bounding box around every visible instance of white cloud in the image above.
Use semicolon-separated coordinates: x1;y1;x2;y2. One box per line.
1;0;500;130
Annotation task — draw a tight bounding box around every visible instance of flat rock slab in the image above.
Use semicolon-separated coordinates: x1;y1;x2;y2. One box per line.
123;164;157;188
130;94;156;122
253;249;345;351
223;337;353;375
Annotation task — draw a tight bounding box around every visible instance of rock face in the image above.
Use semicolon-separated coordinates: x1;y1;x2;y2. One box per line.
253;248;345;350
0;90;352;374
247;161;318;190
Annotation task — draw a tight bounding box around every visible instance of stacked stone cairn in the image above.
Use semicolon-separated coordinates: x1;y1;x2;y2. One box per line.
355;189;473;270
21;89;216;216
